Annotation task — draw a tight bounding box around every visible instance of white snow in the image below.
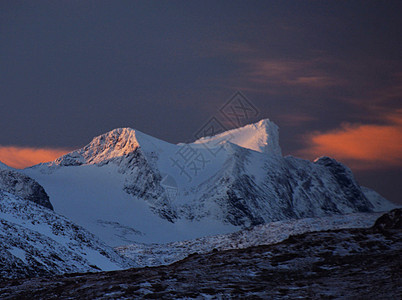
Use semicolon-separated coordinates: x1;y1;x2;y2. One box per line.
24;163;237;246
21;118;396;247
8;247;28;264
193;119;282;156
0;190;135;279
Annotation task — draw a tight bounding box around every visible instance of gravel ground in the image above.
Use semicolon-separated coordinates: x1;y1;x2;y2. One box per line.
1;222;401;299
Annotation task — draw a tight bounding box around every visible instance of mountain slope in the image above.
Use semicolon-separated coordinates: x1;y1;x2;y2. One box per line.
361;186;396;212
1;209;400;299
23;119;396;246
0;161;11;170
193;119;282;155
0;191;136;280
0;169;53;210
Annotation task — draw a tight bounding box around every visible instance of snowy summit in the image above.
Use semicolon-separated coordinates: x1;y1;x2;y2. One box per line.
22;119;396;246
194;119;282;156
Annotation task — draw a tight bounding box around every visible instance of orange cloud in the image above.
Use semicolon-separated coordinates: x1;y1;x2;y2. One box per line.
278;113;316;126
244;58;344;89
298;115;402;170
0;146;72;169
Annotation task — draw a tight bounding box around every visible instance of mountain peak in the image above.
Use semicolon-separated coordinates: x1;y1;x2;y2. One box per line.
50;127;174;167
52;127;142;166
193;118;282;156
49;119;282;167
82;127;140;163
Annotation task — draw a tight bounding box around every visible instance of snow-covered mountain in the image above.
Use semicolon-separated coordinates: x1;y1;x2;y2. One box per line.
23;119;396;246
0;168;53;210
193;119;282;155
360;186;396;212
0;190;135;280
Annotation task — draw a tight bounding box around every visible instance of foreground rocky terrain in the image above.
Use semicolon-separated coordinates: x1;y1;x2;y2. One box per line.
116;212;381;267
1;209;400;299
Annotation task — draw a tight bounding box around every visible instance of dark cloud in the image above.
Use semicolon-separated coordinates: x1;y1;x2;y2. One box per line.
0;1;401;203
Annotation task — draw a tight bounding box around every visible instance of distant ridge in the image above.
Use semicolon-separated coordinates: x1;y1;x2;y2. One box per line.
23;119;397;246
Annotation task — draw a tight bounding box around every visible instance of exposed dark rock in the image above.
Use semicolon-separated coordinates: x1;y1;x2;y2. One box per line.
122;149;177;223
373;208;402;230
0;169;53;210
314;156;373;212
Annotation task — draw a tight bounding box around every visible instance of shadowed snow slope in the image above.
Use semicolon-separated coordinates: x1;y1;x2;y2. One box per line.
23;119;396;246
0;169;53;210
0;190;135;280
0;161;11;170
360;186;396;212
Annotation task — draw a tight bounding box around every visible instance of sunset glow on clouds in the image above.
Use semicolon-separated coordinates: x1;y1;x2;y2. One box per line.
243;57;344;90
299;113;402;170
0;146;72;169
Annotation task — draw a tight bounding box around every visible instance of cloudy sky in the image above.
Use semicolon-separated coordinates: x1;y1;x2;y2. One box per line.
1;1;401;203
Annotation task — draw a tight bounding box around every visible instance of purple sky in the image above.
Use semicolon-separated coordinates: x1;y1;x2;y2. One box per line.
1;1;401;204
